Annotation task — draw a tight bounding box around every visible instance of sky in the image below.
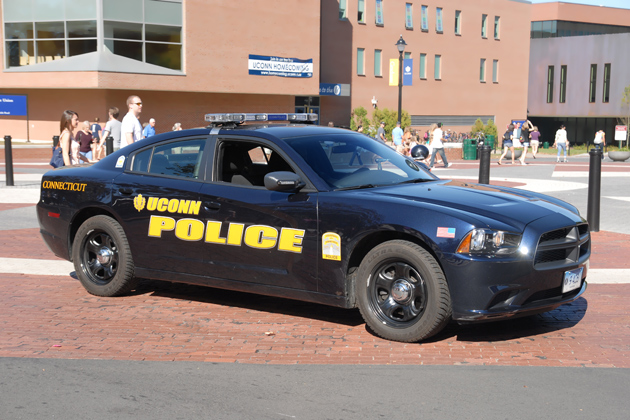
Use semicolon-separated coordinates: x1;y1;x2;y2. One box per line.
530;0;630;9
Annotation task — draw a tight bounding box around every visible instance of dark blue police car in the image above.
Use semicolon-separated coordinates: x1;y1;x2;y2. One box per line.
37;113;589;342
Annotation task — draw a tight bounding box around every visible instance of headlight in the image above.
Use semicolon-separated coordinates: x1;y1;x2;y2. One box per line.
456;228;522;255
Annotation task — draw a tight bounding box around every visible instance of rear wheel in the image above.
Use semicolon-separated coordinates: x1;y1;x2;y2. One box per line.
356;240;452;342
72;215;137;297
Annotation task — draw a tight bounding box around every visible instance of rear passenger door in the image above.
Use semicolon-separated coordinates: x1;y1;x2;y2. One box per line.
112;137;210;275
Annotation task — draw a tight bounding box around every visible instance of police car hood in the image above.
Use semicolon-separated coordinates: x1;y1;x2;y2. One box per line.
371;179;580;229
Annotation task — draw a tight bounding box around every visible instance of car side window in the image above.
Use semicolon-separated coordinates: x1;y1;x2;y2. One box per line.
130;138;206;179
218;140;293;187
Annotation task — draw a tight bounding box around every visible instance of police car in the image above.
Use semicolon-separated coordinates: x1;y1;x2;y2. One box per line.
37;113;590;343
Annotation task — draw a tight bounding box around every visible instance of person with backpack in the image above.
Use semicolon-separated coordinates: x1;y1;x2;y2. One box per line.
498;124;515;165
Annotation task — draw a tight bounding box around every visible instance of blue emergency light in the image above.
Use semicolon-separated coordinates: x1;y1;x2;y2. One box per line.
205;113;318;124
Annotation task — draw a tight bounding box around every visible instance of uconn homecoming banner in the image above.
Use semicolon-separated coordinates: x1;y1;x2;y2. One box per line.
248;55;313;78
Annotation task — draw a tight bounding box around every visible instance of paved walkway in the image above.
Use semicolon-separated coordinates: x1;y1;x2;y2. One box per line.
1;145;630;366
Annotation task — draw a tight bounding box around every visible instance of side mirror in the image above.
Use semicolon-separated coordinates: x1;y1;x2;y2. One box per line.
264;171;305;192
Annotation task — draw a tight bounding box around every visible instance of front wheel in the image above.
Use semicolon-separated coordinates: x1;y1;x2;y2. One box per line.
356;240;452;342
72;215;137;297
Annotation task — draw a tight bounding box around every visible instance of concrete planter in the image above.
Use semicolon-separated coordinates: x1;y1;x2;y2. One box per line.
608;151;630;162
506;149;522;159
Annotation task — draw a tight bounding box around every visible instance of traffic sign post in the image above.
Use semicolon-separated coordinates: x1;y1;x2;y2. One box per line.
615;125;628;148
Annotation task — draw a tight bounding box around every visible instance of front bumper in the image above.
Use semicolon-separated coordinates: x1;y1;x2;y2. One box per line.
444;216;590;322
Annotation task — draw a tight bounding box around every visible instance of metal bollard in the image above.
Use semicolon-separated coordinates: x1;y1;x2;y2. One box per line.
106;136;113;156
478;145;491;185
4;135;14;186
587;148;602;232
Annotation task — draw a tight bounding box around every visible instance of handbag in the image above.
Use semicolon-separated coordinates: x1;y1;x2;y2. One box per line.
50;145;64;168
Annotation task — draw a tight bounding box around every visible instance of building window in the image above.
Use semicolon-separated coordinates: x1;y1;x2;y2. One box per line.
436;7;443;33
419;53;426;79
3;0;181;73
406;4;413;29
5;13;96;68
375;0;384;26
357;48;365;75
404;52;411;60
421;5;429;31
339;0;347;19
589;64;597;103
547;65;554;103
492;59;499;83
560;65;567;103
434;54;441;80
455;10;461;35
494;16;500;39
480;58;486;83
603;63;611;103
374;49;382;76
481;14;488;38
358;0;366;23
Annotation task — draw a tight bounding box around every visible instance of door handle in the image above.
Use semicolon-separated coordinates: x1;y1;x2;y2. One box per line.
204;201;221;211
119;187;133;195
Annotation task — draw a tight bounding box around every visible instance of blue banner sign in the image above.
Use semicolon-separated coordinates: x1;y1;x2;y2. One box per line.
319;83;350;96
403;59;413;86
248;55;313;78
0;95;27;116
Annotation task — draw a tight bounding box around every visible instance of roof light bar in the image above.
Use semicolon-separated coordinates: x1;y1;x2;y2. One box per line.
205;113;318;124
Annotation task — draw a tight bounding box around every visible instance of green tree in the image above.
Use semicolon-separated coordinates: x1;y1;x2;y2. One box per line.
372;108;411;137
620;85;630;148
470;118;485;136
350;106;370;131
483;119;498;138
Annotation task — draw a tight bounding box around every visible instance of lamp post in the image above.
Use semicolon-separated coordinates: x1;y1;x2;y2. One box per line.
395;35;407;124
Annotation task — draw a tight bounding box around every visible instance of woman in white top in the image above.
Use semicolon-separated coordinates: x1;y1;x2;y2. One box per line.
552;124;569;163
594;129;605;159
59;110;89;166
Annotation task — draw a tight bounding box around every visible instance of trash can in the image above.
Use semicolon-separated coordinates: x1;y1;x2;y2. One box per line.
463;139;477;160
486;135;495;151
543;142;549;149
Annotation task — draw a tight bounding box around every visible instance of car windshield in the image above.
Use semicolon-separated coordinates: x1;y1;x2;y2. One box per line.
284;132;436;190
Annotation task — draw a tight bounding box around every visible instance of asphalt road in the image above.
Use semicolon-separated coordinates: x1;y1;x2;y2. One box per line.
1;358;628;420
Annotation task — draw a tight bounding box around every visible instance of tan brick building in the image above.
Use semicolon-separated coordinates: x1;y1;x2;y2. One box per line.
1;0;531;141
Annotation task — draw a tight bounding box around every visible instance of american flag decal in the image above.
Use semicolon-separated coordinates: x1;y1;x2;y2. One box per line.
436;227;456;238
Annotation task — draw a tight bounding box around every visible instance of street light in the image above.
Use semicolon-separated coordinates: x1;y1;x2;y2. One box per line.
395;35;407;124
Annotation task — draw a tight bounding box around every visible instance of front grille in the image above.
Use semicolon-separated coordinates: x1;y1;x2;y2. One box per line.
534;223;590;269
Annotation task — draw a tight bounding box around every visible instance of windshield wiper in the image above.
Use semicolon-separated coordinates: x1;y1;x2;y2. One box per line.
399;178;433;185
336;184;377;191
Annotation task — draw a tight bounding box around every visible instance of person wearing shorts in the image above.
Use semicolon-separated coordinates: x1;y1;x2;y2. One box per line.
498;124;515;165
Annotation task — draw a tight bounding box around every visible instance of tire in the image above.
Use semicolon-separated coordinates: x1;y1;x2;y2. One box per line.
356;240;452;342
72;215;137;297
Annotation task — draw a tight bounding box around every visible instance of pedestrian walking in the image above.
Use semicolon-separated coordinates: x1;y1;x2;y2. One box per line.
553;124;569;162
59;110;88;166
172;122;182;131
97;106;122;158
519;119;533;165
392;121;404;153
90;117;102;147
143;118;156;138
377;121;387;144
594;129;605;159
498;124;515;165
530;126;541;158
121;95;143;148
428;122;451;168
76;120;95;161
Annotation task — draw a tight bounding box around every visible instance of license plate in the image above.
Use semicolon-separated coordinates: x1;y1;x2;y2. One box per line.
562;267;583;293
